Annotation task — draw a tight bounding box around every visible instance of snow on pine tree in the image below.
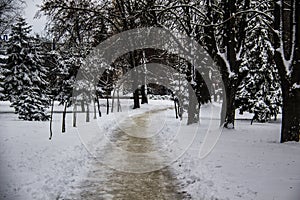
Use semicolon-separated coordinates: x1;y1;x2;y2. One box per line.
0;47;7;100
236;1;282;123
2;17;49;121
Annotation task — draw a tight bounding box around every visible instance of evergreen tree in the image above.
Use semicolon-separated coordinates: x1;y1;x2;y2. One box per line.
236;1;282;122
0;48;7;100
0;0;24;35
2;17;49;120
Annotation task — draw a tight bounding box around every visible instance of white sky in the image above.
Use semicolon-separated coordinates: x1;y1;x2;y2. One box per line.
23;0;47;35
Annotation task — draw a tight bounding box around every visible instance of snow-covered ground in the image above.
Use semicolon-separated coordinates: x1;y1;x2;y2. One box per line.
0;102;88;200
0;100;299;199
180;110;300;200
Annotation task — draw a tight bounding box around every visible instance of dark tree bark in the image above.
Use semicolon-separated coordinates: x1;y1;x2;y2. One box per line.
131;52;140;109
131;56;140;109
223;76;238;128
174;97;179;119
117;88;121;112
106;91;109;115
199;0;249;128
133;88;140;109
141;85;148;104
178;101;183;120
86;101;90;122
95;95;101;117
81;100;85;112
280;87;300;142
93;99;97;119
273;0;300;142
111;88;115;113
179;5;202;125
62;101;67;133
187;84;199;125
213;90;218;102
49;98;54;140
73;103;77;127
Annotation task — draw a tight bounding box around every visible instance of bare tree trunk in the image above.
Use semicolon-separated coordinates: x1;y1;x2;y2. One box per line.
141;50;148;104
178;70;183;120
174;97;178;119
273;0;300;142
280;88;300;142
117;88;121;112
81;100;85;112
213;84;218;102
106;92;109;115
111;88;116;113
96;95;101;117
141;85;148;104
185;61;200;125
178;100;183;121
220;94;226;126
49;98;54;140
187;84;199;125
133;88;140;109
130;51;140;109
73;103;77;127
93;99;97;119
132;72;140;109
132;63;140;109
86;100;90;122
62;101;67;133
223;84;236;129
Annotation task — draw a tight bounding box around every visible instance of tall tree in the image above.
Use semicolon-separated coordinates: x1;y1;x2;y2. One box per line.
150;0;212;124
2;17;49;120
197;0;251;128
273;0;300;142
106;0;163;109
0;0;24;35
0;0;24;100
0;46;7;101
40;0;109;132
236;0;282;122
40;0;108;48
155;0;250;127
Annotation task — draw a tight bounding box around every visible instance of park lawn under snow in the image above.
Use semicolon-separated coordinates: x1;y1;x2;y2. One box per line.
0;99;299;200
181;111;300;200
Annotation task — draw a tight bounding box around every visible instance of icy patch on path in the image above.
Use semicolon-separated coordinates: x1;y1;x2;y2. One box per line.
61;105;190;199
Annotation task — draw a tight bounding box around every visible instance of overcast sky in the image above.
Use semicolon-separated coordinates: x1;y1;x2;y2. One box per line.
23;0;47;35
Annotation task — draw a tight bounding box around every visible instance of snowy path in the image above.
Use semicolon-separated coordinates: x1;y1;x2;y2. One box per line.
63;107;189;199
1;100;299;199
